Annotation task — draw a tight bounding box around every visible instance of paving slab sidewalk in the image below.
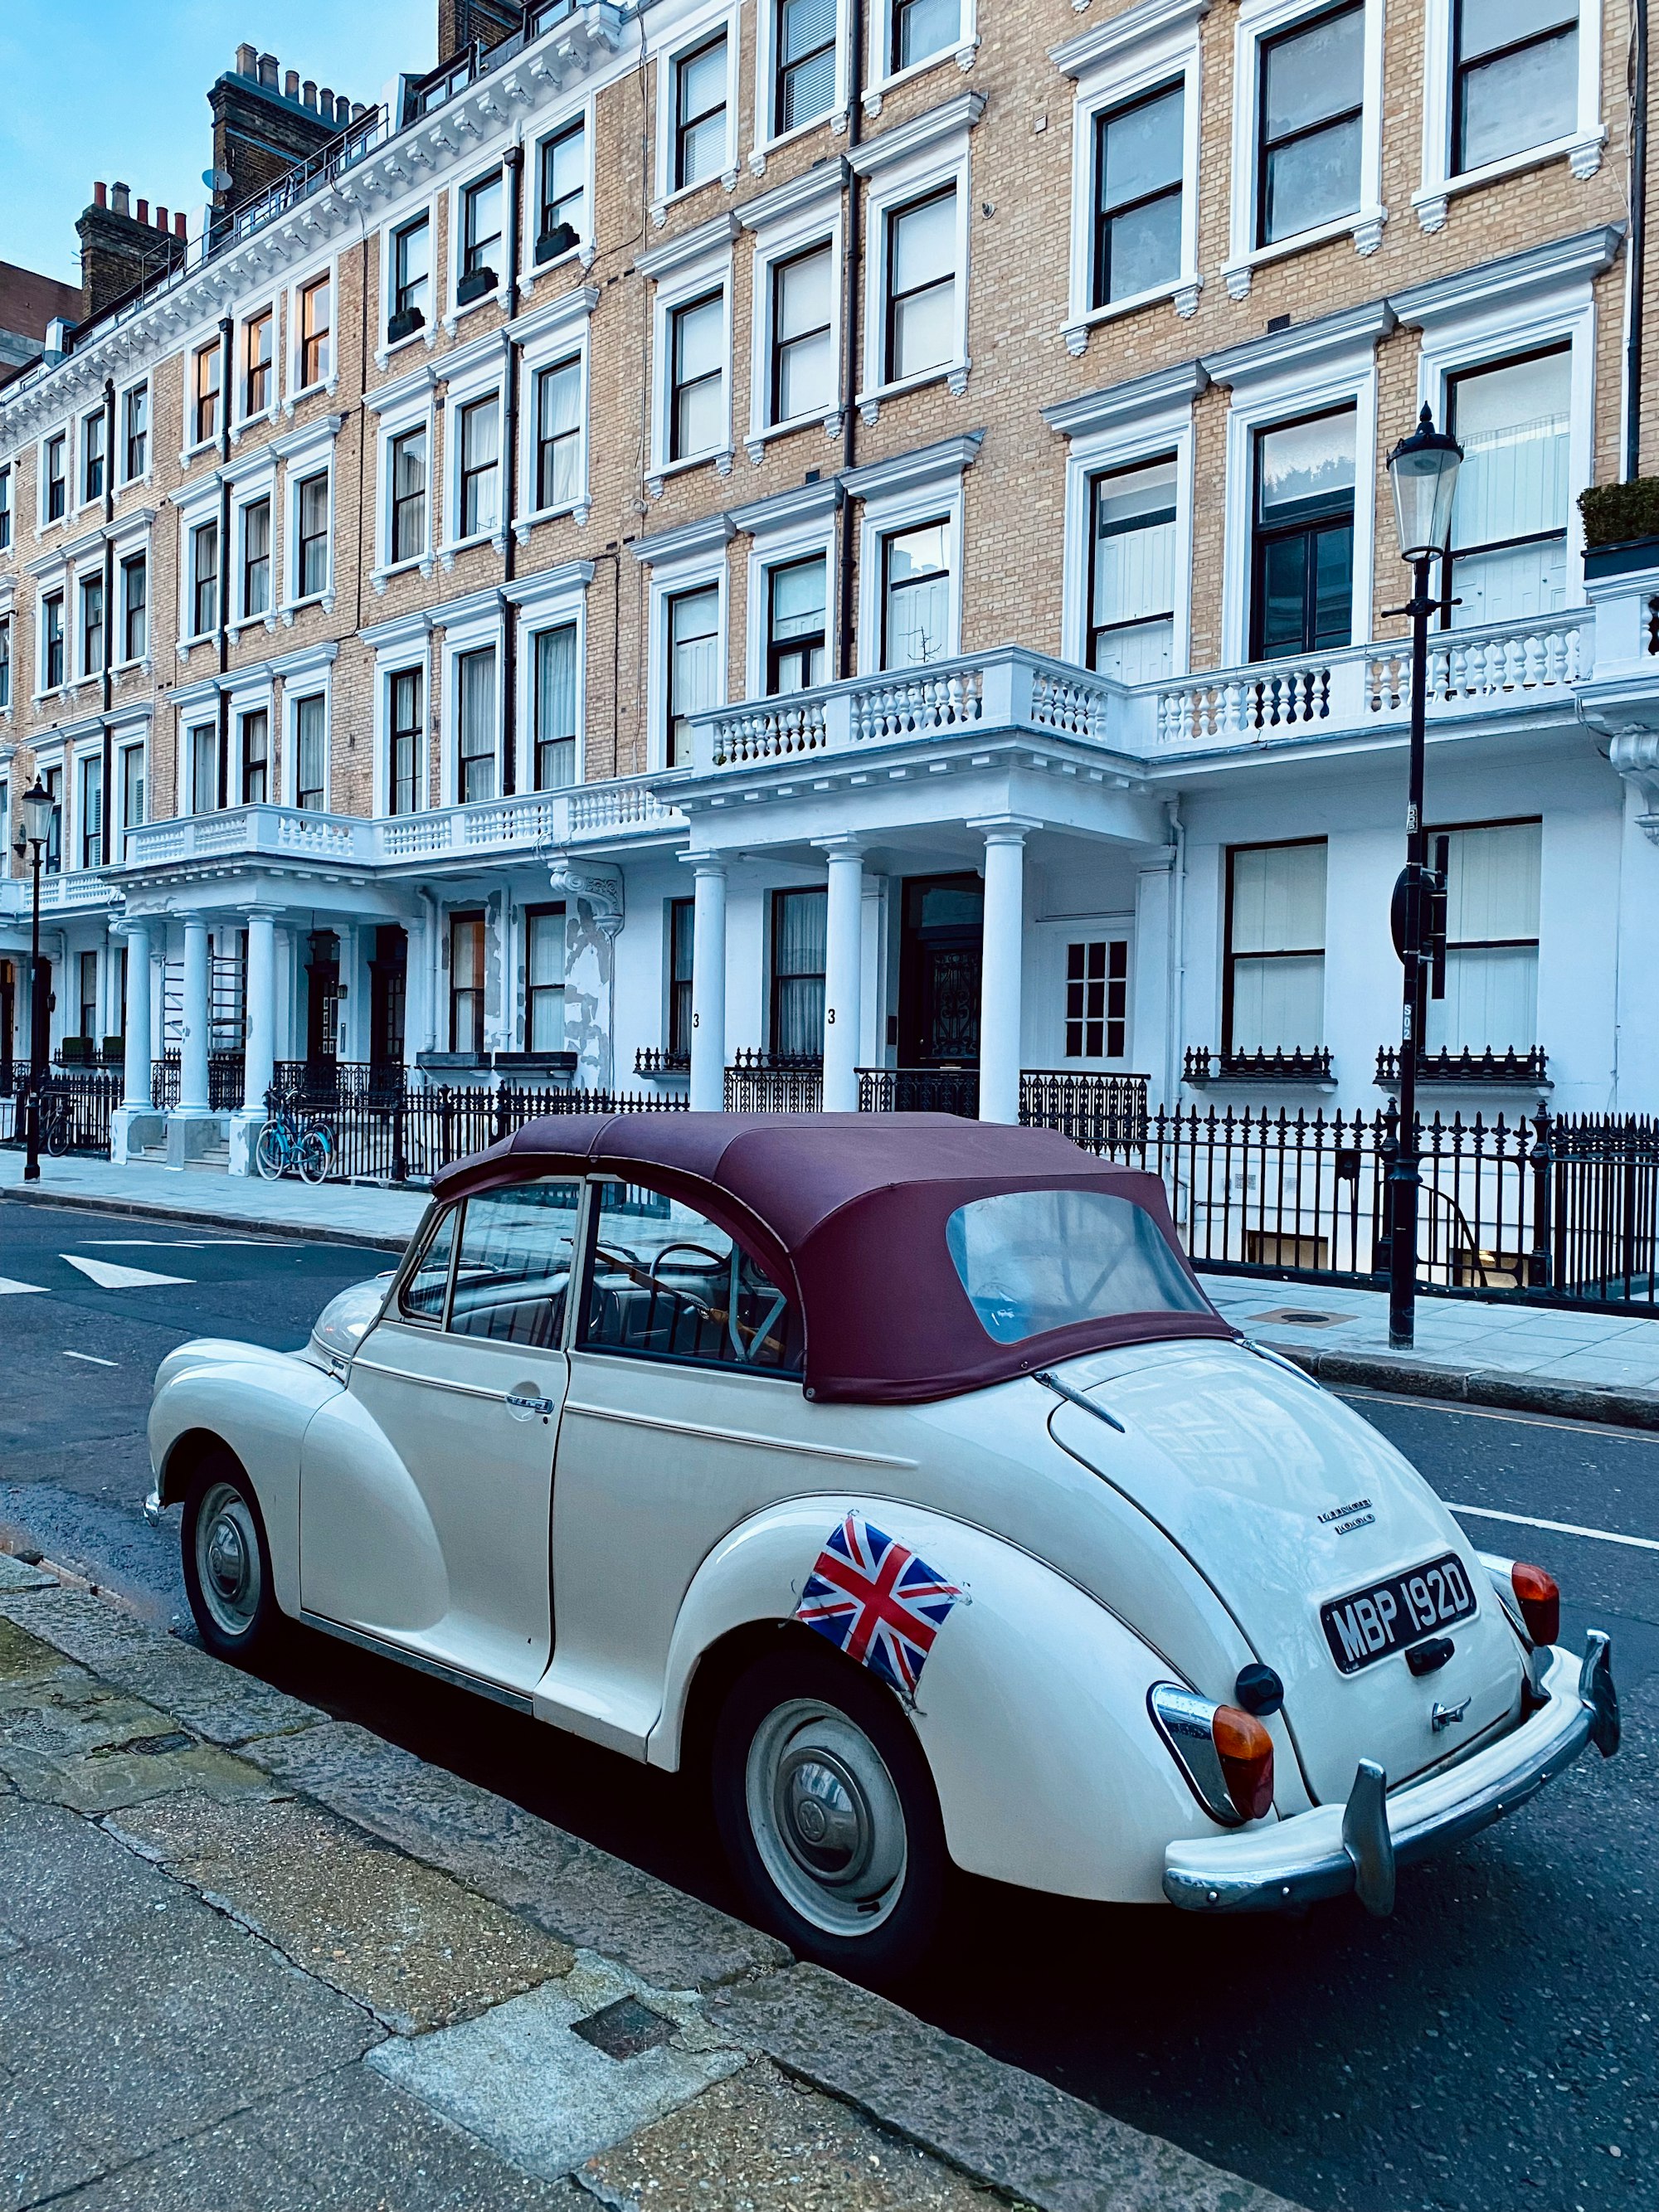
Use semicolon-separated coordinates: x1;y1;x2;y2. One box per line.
7;1148;1658;1428
0;1558;1299;2212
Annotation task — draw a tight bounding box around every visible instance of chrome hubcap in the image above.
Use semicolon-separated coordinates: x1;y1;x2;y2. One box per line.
747;1699;907;1936
195;1482;260;1637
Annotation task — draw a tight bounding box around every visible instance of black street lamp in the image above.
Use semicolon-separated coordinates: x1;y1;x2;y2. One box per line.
1384;404;1462;1349
18;778;56;1184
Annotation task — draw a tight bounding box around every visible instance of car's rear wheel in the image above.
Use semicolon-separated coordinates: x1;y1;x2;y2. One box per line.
713;1641;946;1978
182;1454;284;1662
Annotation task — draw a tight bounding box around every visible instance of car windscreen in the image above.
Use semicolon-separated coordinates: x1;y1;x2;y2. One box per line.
945;1187;1209;1344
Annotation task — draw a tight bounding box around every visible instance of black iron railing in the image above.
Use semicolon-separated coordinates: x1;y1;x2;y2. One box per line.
0;1069;120;1156
150;1053;245;1112
1375;1047;1550;1087
271;1058;408;1106
1021;1069;1150;1149
725;1051;824;1113
265;1080;687;1183
635;1047;690;1077
1185;1047;1335;1085
858;1067;980;1117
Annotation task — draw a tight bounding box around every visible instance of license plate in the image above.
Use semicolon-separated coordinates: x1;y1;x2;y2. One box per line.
1321;1553;1477;1674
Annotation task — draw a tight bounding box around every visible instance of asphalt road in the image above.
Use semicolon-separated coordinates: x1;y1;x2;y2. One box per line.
1;1195;1653;2212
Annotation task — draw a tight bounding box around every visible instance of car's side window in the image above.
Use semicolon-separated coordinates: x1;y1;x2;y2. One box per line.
399;1204;459;1323
580;1181;801;1373
448;1180;584;1349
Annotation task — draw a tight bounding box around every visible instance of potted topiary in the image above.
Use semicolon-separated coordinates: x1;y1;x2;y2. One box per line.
1579;481;1659;579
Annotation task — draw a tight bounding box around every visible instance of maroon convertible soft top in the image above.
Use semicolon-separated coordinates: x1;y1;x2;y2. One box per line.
434;1112;1233;1403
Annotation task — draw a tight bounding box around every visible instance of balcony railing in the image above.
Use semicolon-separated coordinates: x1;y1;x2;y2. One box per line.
0;867;124;921
1185;1047;1335;1086
1375;1047;1550;1088
719;1062;1152;1131
635;1047;689;1077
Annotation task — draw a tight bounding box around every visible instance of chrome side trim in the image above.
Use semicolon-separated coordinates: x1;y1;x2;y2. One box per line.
297;1610;536;1714
1581;1628;1620;1757
349;1358;506;1404
562;1400;917;1467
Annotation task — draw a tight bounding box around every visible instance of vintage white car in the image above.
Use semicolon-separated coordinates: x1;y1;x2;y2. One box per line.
147;1113;1619;1972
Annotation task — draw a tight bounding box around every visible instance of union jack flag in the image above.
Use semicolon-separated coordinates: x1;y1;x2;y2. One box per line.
795;1512;961;1695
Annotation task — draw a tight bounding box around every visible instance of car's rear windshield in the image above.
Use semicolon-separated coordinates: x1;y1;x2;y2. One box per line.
945;1187;1209;1344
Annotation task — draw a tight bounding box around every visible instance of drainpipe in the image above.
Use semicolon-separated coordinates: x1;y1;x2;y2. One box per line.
835;0;867;680
500;140;524;797
100;375;115;867
215;314;233;809
1166;798;1185;1111
1626;0;1649;480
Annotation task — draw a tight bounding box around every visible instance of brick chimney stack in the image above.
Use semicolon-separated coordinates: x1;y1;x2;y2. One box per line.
76;179;187;321
436;0;528;65
207;44;348;241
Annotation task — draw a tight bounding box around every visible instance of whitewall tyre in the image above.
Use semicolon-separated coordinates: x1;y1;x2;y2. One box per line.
181;1456;283;1662
713;1641;946;1978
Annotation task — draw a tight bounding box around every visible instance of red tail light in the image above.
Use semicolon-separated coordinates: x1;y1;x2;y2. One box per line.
1212;1704;1276;1822
1511;1563;1559;1647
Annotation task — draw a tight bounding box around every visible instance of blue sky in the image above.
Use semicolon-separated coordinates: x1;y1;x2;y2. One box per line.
0;1;435;286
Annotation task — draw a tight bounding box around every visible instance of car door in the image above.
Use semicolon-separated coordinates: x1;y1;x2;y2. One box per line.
538;1176;821;1753
299;1178;582;1695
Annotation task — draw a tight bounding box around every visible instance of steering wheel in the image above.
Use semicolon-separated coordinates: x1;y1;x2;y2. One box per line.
727;1247;788;1362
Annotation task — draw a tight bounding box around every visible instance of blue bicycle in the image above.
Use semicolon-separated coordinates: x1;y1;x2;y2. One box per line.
255;1106;335;1183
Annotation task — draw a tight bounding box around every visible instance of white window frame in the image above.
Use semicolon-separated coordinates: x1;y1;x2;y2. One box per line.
183;336;225;459
1046;362;1205;677
640;216;738;495
118;377;151;486
514;286;599;533
436;590;507;808
169;680;221;816
368;362;440;586
853;93;984;421
178;500;223;649
631;512;736;771
364;610;435;820
234;301;280;430
447;159;510;332
271;641;340;810
863;0;980;119
1204;303;1389;665
34;578;68;698
224;674;277;806
270;412;345;617
1053;0;1208;352
1413;0;1605;232
0;464;11;552
1393;229;1616;609
732;479;841;698
751;0;851;169
287;260;339;404
742;163;846;461
69;737;105;875
524;100;598;285
109;514;153;673
376;197;441;367
0;592;12;721
1222;0;1387;300
229;461;279;633
39;425;68;529
73;560;106;683
845;430;981;675
651;5;742;225
508;559;594;794
440;331;511;564
116;727;148;845
76;406;107;515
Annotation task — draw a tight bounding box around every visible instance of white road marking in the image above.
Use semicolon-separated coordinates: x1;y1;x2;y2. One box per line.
0;1277;46;1296
61;1350;119;1367
79;1237;274;1249
1448;1501;1659;1553
60;1255;192;1291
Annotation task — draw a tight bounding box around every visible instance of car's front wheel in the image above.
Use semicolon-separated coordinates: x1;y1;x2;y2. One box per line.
181;1454;284;1662
713;1641;946;1977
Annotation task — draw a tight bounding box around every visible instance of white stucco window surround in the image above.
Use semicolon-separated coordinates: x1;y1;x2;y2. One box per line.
230;300;280;436
272;639;339;811
363;608;436;819
731;478;842;698
435;587;507;807
741;160;848;462
751;0;853;170
1414;0;1605;233
440;330;512;566
447;158;511;333
1222;0;1387;300
523;98;599;289
513;285;600;535
178;327;227;466
640;214;739;496
854;91;985;422
631;510;736;771
1044;359;1207;677
168;473;227;660
221;668;277;805
1203;299;1392;665
650;2;744;226
1392;226;1623;604
846;430;983;676
226;455;279;635
168;673;223;809
377;194;442;369
0;578;13;722
285;256;341;408
270;413;345;620
368;362;441;589
506;560;595;792
1053;0;1209;349
66;727;105;869
107;508;157;676
864;0;980;119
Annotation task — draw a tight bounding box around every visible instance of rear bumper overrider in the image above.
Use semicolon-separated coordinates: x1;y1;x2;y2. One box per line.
1164;1632;1618;1917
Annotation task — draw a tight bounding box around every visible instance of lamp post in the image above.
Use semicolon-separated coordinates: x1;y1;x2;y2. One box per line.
1384;405;1462;1349
19;778;57;1184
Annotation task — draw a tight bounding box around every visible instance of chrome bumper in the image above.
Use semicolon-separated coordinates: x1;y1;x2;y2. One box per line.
1164;1632;1618;1916
142;1485;166;1529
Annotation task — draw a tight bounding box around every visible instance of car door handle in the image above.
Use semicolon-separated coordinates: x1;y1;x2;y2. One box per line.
504;1390;559;1420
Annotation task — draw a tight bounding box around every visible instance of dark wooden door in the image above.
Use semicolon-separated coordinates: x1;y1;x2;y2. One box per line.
898;874;984;1067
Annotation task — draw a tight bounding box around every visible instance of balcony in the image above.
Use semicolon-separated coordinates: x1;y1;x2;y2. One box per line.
1375;1047;1550;1089
1185;1047;1335;1087
0;867;124;924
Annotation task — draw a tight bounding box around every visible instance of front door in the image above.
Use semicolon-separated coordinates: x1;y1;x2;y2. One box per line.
897;873;983;1067
299;1179;582;1693
304;929;339;1070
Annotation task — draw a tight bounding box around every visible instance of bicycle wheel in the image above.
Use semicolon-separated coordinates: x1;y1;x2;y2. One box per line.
298;1127;333;1184
45;1112;71;1158
254;1121;289;1180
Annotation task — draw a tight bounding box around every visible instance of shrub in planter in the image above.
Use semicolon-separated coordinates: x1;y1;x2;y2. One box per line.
1579;479;1659;549
102;1034;124;1065
59;1036;89;1064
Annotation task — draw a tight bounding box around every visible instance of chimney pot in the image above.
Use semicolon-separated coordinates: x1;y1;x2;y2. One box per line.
156;205;169;231
319;85;333;114
285;68;300;99
94;181;108;209
236;41;259;77
302;78;317;109
136;198;148;223
351;102;368;122
174;211;187;238
258;51;278;88
111;181;130;217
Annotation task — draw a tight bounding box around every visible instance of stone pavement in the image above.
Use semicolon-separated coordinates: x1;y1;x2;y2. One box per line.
0;1550;1295;2212
5;1147;1658;1425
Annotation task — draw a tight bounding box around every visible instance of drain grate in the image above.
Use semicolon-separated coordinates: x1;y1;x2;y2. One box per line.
572;1995;677;2061
1249;1308;1352;1329
98;1731;194;1759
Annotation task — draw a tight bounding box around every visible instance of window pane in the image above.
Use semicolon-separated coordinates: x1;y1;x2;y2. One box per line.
776;246;831;340
891;283;952;379
680;36;727;116
1444;821;1541;941
1262;112;1362;241
1231;841;1327;954
669;588;720;726
534;623;578;789
1102;192;1183;302
1262;6;1364;138
1230;954;1326;1052
584;1184;800;1369
896;0;960;69
1258;411;1355;522
1459;0;1576;61
465;176;503;257
459;647;498;800
1450;351;1570;555
401;1205;459;1321
450;1181;582;1345
775;885;827;976
777;326;834;420
1101;86;1184;211
946;1189;1207;1343
770;557;826;639
891;191;954;293
1426;946;1538;1052
296;695;326;807
674;294;724;382
1311;523;1353;645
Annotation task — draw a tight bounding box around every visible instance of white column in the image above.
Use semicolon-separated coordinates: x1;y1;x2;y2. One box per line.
178;915;211;1113
241;912;277;1114
120;921;153;1111
976;823;1029;1125
820;839;864;1114
688;858;727;1113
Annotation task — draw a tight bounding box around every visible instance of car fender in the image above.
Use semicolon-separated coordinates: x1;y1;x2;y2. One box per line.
650;1496;1236;1904
149;1341;339;1616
